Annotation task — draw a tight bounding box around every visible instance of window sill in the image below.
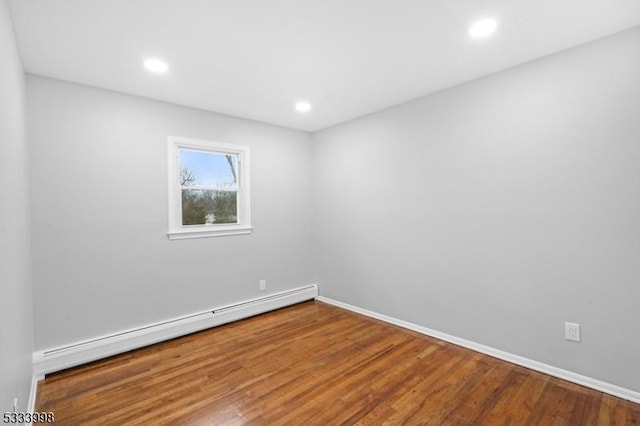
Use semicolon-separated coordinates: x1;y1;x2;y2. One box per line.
167;226;253;240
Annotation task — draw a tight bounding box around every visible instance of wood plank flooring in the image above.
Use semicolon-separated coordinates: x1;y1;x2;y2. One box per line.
36;301;640;425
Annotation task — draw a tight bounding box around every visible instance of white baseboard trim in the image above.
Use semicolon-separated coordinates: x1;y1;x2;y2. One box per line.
26;373;39;425
316;296;640;404
33;285;318;376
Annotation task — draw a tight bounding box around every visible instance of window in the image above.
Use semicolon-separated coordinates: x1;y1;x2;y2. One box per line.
167;136;251;239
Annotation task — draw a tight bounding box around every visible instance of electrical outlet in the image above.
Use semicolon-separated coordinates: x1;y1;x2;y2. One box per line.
13;397;18;413
259;279;266;291
565;322;581;342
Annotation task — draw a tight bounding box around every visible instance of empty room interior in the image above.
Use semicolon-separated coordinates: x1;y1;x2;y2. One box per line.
2;0;640;424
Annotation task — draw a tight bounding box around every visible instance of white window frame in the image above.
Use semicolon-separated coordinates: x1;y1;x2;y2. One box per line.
167;136;251;240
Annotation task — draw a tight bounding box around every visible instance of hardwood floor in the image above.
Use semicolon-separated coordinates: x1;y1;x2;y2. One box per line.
36;301;639;425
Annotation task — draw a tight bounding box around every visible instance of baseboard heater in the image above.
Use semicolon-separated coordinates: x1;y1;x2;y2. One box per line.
33;284;318;377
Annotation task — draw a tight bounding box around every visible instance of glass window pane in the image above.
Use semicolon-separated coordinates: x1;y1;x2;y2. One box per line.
179;149;238;188
181;189;238;225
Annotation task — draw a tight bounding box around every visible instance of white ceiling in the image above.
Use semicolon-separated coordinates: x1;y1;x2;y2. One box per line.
8;0;640;132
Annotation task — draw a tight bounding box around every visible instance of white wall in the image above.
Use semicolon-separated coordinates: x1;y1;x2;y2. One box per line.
27;76;314;350
0;0;34;413
312;27;640;392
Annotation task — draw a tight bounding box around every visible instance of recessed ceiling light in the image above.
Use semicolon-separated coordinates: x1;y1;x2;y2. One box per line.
144;58;169;73
295;101;312;113
469;19;498;39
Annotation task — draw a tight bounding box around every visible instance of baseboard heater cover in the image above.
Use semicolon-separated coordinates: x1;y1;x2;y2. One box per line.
33;284;318;377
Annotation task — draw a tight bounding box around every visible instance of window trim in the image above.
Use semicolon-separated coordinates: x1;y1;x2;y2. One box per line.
167;136;251;240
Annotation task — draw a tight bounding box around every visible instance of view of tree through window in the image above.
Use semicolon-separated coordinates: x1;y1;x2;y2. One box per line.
179;149;239;225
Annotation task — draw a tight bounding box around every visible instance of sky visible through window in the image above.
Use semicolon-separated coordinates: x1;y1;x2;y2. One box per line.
180;149;238;188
